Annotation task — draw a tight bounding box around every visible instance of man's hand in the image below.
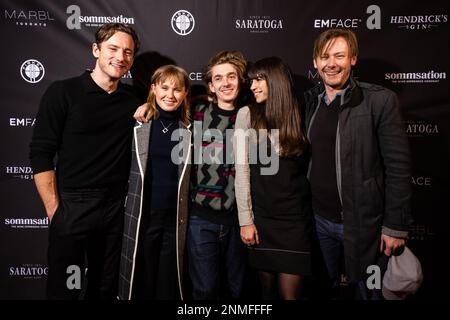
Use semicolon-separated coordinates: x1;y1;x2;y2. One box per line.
240;224;260;246
380;234;405;256
46;202;59;222
134;102;151;122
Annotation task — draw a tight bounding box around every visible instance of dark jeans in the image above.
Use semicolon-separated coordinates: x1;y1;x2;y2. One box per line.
132;208;178;300
47;186;126;300
314;213;344;288
187;215;247;300
314;214;384;300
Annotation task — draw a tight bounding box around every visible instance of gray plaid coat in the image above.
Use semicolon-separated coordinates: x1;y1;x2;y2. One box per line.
118;120;192;300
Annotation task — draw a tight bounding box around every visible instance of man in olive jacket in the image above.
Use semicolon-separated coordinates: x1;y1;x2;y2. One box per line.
304;28;413;299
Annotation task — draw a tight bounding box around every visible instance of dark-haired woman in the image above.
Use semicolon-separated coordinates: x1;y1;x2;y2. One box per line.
234;57;313;300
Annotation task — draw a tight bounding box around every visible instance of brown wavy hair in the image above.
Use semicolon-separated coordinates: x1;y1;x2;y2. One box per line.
313;28;358;59
95;23;140;56
203;51;247;104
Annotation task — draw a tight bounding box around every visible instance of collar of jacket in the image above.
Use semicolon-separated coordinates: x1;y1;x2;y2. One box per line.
135;119;192;130
305;77;364;110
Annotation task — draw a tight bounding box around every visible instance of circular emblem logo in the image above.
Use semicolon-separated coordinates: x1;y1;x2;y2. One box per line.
20;59;45;83
171;10;195;36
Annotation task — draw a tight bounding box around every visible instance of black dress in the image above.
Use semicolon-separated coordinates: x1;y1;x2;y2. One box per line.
248;151;313;275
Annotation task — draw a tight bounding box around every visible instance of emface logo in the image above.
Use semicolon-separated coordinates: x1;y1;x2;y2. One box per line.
171;10;195;36
9;264;48;280
4;217;48;229
9;118;36;127
314;17;362;29
66;5;135;30
411;176;432;187
235;15;283;33
390;14;448;30
189;71;203;81
3;8;55;27
314;5;381;30
385;71;446;84
20;59;45;83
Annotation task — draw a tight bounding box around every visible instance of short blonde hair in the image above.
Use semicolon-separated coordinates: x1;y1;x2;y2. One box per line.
146;65;191;125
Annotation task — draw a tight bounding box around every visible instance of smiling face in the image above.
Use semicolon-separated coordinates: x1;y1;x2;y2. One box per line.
151;77;188;112
208;63;240;109
314;36;357;92
250;76;269;103
92;31;135;82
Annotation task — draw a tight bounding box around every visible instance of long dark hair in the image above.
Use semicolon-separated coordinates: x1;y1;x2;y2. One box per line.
248;57;306;157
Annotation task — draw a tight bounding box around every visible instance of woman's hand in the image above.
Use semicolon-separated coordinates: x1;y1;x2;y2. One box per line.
240;224;260;246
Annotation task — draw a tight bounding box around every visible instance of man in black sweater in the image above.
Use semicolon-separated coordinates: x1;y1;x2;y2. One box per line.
29;23;141;300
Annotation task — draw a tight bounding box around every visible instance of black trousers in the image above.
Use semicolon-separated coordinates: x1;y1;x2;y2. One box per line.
47;186;126;300
132;208;179;300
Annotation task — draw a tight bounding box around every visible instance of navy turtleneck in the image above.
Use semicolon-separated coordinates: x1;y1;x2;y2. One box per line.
144;105;182;211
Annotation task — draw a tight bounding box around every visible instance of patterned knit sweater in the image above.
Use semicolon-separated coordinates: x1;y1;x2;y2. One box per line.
190;102;238;225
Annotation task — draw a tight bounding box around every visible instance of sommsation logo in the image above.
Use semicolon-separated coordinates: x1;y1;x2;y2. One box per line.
171;10;195;36
4;217;48;229
235;15;283;33
20;59;45;84
3;8;55;27
385;70;446;84
66;5;135;30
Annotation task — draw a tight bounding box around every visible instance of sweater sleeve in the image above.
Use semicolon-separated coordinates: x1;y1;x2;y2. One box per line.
29;81;67;174
233;107;254;226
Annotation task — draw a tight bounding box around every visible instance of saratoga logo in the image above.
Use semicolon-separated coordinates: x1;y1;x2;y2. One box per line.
66;5;135;30
390;14;448;30
405;120;439;137
3;8;55;27
235;15;283;33
9;264;48;279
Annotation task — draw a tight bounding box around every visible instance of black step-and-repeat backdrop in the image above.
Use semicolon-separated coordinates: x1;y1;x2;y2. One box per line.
1;0;449;299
